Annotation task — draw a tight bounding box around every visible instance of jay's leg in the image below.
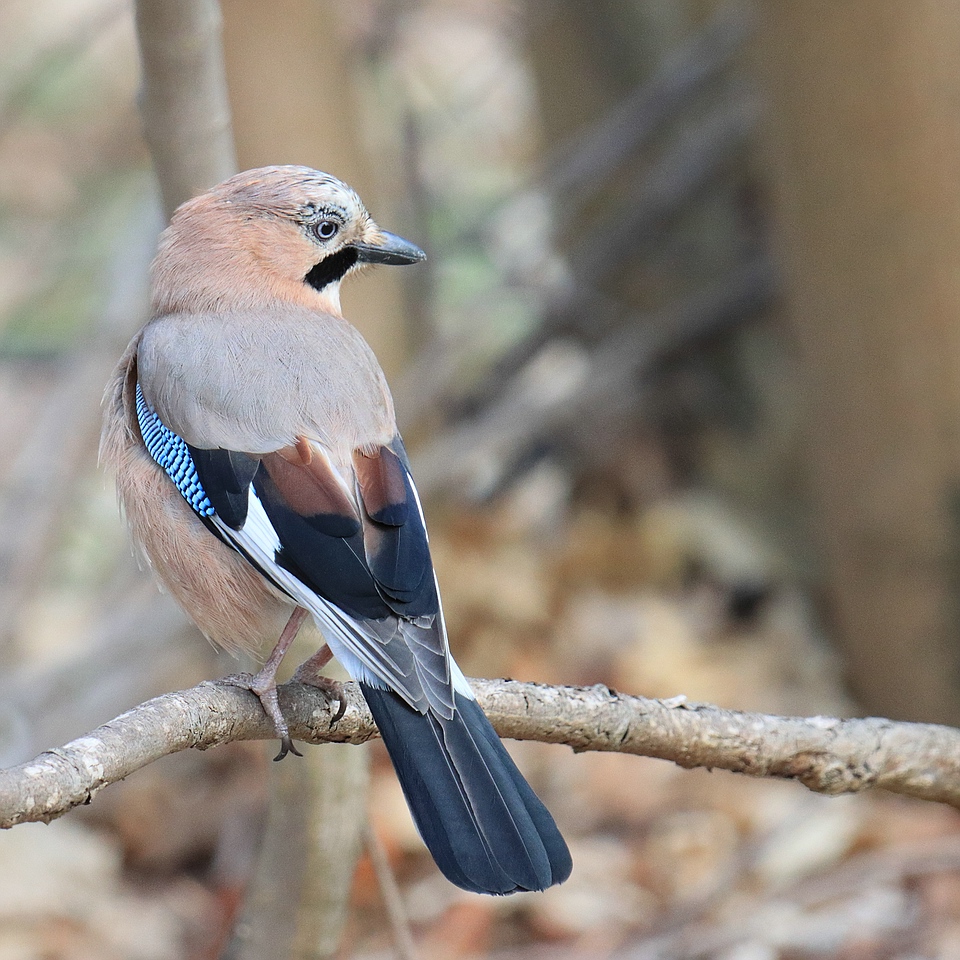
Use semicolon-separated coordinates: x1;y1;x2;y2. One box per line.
292;646;347;723
222;606;308;760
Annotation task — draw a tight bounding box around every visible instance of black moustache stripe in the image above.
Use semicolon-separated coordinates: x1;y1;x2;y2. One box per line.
304;247;360;291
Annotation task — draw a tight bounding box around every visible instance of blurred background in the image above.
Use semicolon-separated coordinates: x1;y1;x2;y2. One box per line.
3;0;960;957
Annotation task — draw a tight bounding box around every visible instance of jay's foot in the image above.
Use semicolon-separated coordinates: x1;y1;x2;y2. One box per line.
220;669;302;761
220;606;309;761
291;643;346;722
291;660;348;723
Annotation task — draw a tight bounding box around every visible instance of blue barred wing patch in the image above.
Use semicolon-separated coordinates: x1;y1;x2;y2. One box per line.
135;382;215;517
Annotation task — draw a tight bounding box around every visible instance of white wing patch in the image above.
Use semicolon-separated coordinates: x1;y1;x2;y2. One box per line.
235;486;281;556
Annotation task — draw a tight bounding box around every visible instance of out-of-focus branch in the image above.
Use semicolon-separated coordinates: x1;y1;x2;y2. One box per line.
540;5;751;205
0;181;160;663
0;2;126;142
2;675;959;831
411;257;775;499
134;0;237;217
365;821;419;960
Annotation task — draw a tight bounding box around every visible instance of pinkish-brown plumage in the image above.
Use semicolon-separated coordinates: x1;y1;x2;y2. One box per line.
101;333;295;654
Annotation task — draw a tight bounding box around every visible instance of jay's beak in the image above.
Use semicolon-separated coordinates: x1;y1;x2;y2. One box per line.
351;230;426;265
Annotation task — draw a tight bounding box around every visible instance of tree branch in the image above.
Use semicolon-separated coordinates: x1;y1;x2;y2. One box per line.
2;677;959;830
134;0;237;218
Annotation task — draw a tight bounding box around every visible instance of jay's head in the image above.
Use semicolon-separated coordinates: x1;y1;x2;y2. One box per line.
152;166;425;315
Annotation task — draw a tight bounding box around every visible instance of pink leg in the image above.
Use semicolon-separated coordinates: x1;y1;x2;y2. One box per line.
292;645;347;723
222;606;308;760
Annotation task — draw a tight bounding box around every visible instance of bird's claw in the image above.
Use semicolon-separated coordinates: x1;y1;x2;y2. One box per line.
218;672;302;760
273;735;303;762
291;664;347;723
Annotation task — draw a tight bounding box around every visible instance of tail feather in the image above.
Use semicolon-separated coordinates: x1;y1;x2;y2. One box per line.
441;698;556;886
361;682;572;895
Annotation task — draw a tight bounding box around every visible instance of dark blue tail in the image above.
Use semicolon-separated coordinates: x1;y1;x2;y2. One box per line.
361;683;572;895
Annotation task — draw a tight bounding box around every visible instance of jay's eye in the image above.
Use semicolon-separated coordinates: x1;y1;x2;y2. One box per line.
314;220;339;241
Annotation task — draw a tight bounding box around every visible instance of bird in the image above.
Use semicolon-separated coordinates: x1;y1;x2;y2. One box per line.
100;165;572;895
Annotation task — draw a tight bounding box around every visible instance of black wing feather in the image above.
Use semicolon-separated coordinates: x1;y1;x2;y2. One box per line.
187;446;259;528
358;441;436;616
363;467;434;614
252;465;389;621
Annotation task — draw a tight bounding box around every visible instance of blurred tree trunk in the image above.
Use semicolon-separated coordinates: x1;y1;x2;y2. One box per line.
220;0;408;376
754;5;960;724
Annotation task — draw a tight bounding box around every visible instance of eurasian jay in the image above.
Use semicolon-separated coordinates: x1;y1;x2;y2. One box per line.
100;166;571;895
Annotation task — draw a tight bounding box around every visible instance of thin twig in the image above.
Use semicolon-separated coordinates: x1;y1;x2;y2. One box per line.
366;819;420;960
